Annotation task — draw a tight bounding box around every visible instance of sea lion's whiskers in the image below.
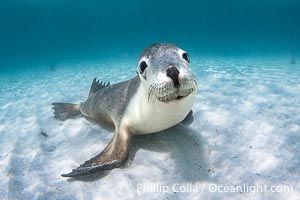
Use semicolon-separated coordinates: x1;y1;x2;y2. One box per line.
148;81;159;103
148;83;155;102
191;73;198;88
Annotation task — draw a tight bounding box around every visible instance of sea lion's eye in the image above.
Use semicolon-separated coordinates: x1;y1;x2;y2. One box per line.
139;61;148;74
182;52;190;63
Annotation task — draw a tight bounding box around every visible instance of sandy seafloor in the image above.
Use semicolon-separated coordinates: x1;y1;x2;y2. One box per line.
0;57;299;200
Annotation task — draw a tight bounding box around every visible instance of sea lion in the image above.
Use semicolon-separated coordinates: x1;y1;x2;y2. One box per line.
52;43;197;177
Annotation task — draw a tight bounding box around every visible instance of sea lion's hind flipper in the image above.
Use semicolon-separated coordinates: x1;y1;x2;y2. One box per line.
88;78;110;97
180;110;194;126
61;129;131;177
52;103;81;121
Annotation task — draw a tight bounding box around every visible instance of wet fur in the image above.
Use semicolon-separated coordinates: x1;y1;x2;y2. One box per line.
53;43;197;177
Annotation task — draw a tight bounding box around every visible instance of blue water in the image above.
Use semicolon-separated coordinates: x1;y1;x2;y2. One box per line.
1;1;300;200
1;0;300;69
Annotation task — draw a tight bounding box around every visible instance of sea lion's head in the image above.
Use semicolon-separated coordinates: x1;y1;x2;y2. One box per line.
137;43;197;103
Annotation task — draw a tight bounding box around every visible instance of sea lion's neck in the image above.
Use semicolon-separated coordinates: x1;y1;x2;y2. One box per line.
121;80;195;135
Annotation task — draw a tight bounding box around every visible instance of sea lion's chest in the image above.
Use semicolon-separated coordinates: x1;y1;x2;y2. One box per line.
122;85;195;134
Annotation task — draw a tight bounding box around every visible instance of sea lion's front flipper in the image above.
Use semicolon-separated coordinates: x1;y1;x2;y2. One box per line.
180;110;194;126
88;78;110;97
61;129;131;177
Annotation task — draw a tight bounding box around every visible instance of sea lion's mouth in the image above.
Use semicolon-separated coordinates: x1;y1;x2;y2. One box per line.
175;95;185;100
148;78;197;103
157;92;192;103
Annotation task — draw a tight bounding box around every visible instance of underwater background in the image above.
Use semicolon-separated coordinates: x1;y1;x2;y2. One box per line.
1;0;300;69
0;0;300;200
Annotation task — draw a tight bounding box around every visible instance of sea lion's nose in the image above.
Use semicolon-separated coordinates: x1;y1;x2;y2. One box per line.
166;66;180;87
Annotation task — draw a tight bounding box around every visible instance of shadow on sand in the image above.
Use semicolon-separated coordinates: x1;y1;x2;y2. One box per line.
68;124;209;183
